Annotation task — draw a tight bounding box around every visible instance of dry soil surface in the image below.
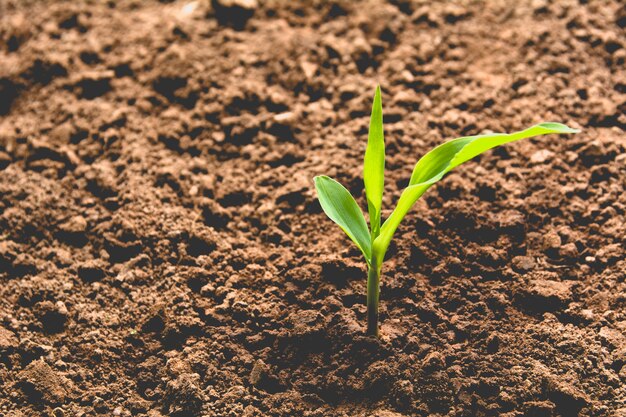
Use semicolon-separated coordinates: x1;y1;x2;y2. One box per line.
0;0;625;416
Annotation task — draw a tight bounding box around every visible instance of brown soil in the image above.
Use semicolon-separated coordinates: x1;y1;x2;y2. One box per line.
0;0;625;416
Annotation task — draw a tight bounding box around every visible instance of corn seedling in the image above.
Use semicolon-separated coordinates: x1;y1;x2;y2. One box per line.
314;86;579;337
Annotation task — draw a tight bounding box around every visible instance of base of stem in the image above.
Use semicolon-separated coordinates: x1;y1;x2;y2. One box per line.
366;264;381;337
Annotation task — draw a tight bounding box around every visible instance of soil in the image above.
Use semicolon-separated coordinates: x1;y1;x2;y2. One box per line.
0;0;625;416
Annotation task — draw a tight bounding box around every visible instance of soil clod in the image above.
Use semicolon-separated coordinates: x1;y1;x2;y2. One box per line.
0;0;624;415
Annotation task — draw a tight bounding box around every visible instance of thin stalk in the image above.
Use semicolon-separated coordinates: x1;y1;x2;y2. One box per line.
366;258;381;337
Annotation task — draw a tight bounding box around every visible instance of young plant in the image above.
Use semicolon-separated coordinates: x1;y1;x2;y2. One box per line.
314;86;579;337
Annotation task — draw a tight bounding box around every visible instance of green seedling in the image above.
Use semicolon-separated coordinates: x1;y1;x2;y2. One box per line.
314;85;579;337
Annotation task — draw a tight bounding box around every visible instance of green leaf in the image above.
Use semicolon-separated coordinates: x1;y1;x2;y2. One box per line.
364;85;385;240
372;123;580;261
315;175;372;263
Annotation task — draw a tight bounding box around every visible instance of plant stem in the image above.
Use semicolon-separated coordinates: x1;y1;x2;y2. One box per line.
366;260;381;337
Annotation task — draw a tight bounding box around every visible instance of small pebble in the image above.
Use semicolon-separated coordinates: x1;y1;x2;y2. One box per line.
512;255;536;272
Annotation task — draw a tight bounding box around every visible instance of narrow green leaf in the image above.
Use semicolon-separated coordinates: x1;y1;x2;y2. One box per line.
364;85;385;240
372;123;580;261
315;176;372;263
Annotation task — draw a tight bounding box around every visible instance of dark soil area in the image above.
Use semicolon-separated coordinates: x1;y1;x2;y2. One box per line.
1;0;625;416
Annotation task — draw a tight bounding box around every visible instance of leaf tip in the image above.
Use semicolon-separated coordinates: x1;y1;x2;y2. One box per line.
373;84;382;104
313;175;328;187
537;122;581;134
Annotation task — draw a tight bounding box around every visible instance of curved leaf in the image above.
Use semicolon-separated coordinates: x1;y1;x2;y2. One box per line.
315;176;372;263
372;123;580;261
364;85;385;239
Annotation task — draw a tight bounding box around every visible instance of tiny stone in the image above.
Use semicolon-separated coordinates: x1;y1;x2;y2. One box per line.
530;149;554;164
49;123;74;143
581;309;595;321
300;61;317;79
542;232;562;251
559;242;578;259
273;112;296;123
512;255;536;272
422;351;445;371
249;359;268;387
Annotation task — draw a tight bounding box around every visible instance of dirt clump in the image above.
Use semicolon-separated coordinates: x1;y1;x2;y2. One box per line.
0;0;625;416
